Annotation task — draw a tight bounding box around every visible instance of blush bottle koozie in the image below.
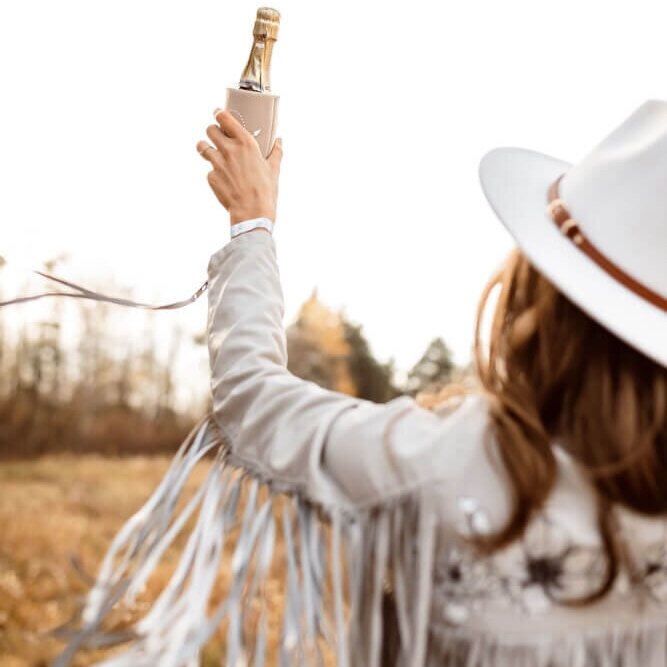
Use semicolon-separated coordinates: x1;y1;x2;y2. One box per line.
224;7;280;158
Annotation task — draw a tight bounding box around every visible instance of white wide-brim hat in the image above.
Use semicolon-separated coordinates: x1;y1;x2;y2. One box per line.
479;100;667;368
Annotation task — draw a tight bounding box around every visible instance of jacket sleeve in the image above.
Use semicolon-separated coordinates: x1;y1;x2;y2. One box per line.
207;231;473;510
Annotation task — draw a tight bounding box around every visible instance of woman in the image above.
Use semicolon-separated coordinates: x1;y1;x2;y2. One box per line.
61;100;667;667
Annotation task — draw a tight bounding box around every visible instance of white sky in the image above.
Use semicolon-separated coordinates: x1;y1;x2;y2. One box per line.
1;0;665;389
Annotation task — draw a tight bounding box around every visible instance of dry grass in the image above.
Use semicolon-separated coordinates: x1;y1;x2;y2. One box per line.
0;455;340;667
0;455;231;665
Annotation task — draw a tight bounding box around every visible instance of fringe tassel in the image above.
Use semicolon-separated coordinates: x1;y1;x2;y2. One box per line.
54;416;667;666
427;619;667;667
55;416;437;667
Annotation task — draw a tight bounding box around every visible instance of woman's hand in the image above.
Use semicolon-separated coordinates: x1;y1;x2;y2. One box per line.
197;110;283;226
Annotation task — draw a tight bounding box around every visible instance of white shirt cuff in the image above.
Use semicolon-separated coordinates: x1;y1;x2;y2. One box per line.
230;217;274;239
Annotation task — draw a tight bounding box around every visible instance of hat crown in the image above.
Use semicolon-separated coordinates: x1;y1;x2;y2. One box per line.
561;100;667;297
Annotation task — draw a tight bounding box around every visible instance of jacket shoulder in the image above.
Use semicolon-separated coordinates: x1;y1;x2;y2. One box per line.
323;391;497;509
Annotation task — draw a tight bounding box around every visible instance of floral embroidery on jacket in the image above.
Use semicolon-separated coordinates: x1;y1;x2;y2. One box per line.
429;496;667;627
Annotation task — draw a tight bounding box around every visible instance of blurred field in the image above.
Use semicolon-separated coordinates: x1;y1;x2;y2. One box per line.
0;455;340;667
0;287;460;665
0;455;253;665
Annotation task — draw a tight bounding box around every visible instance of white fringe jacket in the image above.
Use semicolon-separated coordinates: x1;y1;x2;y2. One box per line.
59;231;667;667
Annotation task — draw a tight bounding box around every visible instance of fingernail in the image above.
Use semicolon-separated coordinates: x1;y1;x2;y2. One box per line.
213;107;223;117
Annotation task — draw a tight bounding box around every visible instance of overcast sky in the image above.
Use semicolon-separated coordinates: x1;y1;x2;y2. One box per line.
1;0;665;388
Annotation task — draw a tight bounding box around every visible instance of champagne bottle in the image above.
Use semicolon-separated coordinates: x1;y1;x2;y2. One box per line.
239;7;280;93
224;7;281;158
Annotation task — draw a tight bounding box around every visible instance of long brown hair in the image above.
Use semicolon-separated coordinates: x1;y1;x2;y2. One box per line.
428;248;667;602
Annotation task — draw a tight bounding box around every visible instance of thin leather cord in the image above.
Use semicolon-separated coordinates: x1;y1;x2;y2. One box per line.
0;258;208;310
547;176;667;312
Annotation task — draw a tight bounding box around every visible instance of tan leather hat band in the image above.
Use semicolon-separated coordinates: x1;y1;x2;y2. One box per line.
547;175;667;312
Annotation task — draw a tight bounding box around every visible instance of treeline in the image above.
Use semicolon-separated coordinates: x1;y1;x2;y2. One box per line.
286;290;463;403
0;274;464;459
0;297;203;458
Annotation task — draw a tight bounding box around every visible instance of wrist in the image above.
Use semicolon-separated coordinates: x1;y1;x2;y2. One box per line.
235;227;271;238
230;217;274;239
230;209;275;226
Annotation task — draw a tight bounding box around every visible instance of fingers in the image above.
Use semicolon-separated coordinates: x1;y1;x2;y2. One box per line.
207;170;231;208
202;109;249;162
214;109;249;141
206;123;233;154
196;141;223;168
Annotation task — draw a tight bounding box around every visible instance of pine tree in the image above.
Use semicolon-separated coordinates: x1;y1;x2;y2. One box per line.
343;322;399;403
286;290;356;395
405;337;455;396
286;291;399;402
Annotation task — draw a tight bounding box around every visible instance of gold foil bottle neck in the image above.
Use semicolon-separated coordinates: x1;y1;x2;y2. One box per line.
253;7;280;40
239;7;280;93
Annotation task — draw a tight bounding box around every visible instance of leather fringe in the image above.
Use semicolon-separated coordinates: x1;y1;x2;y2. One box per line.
427;620;667;667
54;416;436;667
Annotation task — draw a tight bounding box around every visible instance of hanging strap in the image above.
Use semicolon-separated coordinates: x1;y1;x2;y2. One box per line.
0;257;208;310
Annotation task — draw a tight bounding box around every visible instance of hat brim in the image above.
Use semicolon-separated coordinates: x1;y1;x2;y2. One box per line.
479;147;667;368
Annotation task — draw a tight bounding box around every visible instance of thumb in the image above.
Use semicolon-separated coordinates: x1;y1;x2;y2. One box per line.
268;137;283;171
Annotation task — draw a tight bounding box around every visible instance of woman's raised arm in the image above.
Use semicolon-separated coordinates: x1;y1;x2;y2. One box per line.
207;230;483;510
200;109;484;510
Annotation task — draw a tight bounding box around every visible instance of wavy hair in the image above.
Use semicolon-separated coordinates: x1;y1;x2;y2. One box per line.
425;249;667;603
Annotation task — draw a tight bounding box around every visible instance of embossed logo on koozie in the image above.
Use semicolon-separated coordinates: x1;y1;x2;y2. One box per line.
228;109;262;137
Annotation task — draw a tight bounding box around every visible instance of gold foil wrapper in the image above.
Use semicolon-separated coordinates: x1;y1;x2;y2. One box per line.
253;7;280;40
239;7;280;93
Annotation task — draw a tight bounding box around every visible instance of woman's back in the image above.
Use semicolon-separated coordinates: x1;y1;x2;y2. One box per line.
57;230;666;667
421;394;667;665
